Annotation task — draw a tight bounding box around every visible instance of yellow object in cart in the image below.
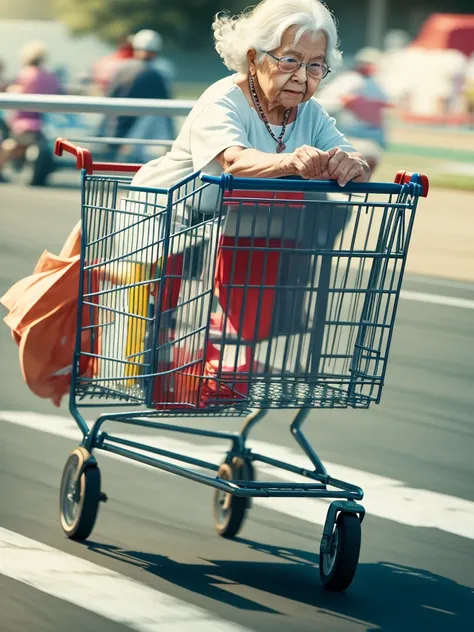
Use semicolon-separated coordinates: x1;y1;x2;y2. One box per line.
125;263;151;382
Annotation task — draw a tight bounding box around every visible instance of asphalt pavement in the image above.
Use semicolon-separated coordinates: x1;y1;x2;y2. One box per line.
1;174;473;632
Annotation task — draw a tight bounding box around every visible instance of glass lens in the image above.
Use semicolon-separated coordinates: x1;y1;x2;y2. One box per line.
307;63;324;77
277;57;300;73
277;56;327;78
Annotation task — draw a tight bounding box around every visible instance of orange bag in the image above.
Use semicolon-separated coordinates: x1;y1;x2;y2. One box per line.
1;223;99;407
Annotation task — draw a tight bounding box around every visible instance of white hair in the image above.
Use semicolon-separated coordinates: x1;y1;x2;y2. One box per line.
213;0;342;73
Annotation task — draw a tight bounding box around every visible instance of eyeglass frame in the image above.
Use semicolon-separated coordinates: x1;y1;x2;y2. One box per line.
264;51;331;79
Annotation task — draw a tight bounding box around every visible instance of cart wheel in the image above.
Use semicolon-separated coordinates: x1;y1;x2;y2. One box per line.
59;447;101;541
213;459;254;539
319;513;361;592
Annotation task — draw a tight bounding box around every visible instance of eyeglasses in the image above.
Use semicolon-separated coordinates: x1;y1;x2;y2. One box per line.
264;51;331;79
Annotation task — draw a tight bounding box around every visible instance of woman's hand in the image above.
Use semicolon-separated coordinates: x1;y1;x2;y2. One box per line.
279;145;338;180
327;149;371;187
219;145;370;183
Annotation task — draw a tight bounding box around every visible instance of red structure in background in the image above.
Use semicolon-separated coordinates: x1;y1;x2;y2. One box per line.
412;13;474;57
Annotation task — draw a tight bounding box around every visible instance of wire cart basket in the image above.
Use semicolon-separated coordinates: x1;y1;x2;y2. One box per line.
54;138;429;592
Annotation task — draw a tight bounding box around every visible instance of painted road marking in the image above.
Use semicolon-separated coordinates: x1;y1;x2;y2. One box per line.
400;290;474;310
1;410;474;540
404;276;474;292
0;527;251;632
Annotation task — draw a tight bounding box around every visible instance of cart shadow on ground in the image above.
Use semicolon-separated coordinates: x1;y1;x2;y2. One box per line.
83;536;474;630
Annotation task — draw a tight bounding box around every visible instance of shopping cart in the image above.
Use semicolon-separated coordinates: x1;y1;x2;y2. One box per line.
54;138;429;592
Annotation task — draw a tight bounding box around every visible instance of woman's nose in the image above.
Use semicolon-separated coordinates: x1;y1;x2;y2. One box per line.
292;65;307;81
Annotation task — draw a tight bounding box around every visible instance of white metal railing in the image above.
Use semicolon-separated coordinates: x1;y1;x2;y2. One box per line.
70;136;174;148
0;94;196;116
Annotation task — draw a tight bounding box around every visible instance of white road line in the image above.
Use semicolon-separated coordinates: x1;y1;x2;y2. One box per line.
0;527;250;632
400;290;474;310
404;276;474;292
1;410;474;540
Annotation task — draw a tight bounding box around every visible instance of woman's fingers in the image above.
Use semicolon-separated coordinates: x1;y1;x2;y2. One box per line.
298;146;333;179
334;160;354;186
327;151;368;187
338;163;363;187
294;146;318;179
299;148;318;179
292;147;316;179
291;147;369;183
315;169;331;180
291;153;313;179
327;149;348;178
351;165;370;183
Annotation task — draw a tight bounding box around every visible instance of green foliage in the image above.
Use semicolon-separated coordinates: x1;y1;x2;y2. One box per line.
53;0;248;47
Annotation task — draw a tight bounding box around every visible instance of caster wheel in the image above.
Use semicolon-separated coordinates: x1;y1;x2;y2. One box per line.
59;447;101;541
213;458;254;539
319;512;361;592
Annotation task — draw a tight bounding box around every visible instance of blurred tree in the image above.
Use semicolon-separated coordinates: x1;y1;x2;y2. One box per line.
52;0;247;47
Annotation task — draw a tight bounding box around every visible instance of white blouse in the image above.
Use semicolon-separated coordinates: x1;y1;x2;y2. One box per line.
132;74;356;189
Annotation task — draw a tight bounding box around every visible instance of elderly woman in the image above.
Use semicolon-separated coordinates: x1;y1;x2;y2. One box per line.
133;0;370;189
129;0;371;377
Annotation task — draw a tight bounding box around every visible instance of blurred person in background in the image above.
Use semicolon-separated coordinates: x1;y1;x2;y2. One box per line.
98;29;174;161
92;33;175;96
403;48;467;121
91;35;134;95
0;41;63;183
378;29;412;106
465;53;474;128
426;49;467;119
0;59;9;143
384;29;411;53
0;59;8;92
317;47;390;174
446;50;468;115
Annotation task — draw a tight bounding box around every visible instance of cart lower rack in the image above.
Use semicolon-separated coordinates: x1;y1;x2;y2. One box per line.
55;138;428;592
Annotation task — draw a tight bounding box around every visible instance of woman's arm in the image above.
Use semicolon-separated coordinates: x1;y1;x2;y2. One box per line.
217;145;337;180
217;146;288;178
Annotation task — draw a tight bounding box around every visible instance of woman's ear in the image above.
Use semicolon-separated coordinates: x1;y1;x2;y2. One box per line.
247;49;257;76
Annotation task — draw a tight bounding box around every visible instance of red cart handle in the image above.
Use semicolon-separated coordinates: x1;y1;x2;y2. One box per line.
54;138;93;172
394;170;429;197
54;138;142;175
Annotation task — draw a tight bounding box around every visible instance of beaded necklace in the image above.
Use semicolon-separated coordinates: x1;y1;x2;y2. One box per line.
248;73;293;153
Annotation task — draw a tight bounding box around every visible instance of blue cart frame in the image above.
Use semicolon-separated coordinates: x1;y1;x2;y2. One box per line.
55;138;428;592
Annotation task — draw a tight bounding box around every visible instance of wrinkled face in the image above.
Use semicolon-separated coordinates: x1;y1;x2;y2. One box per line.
248;28;328;109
